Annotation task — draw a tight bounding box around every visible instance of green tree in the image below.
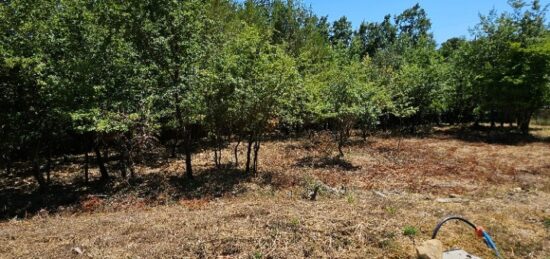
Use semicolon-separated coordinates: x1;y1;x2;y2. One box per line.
395;3;433;47
224;24;301;174
469;0;549;132
351;15;397;59
125;0;211;179
439;38;477;124
51;0;153;181
330;16;353;47
306;48;383;157
0;0;66;188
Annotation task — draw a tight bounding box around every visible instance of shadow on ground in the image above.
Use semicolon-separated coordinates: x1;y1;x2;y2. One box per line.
295;156;360;171
0;163;269;221
434;125;550;145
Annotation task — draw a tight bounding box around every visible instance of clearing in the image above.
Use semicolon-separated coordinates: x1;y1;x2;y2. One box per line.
1;126;549;258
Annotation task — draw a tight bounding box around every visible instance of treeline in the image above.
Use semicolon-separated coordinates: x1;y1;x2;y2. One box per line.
1;0;549;188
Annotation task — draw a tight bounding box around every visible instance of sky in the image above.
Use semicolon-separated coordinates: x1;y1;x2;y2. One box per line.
301;0;550;44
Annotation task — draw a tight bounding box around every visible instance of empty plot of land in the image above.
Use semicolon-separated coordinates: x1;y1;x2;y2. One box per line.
1;126;549;258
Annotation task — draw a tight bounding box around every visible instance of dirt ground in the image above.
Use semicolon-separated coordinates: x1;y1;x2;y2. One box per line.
1;126;549;258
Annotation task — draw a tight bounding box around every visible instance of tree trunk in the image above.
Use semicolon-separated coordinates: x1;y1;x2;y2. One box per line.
45;155;52;184
252;140;260;175
490;110;496;129
127;144;135;179
308;129;314;140
119;152;127;179
337;129;345;158
213;136;222;169
120;139;133;179
171;134;178;158
234;138;241;167
519;112;532;135
94;146;109;181
245;138;253;174
174;90;193;180
213;149;218;168
361;127;368;142
32;159;46;190
396;118;403;153
217;135;224;167
183;129;193;179
185;146;193;179
129;165;135;179
84;151;89;183
103;148;109;163
217;142;223;167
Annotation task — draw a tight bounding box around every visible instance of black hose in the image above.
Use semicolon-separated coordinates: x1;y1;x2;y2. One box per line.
431;216;477;239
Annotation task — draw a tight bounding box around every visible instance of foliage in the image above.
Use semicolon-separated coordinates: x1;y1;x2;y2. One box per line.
403;225;418;237
0;0;549;188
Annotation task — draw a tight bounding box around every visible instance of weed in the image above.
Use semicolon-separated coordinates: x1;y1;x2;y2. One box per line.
383;231;396;239
346;193;356;204
385;206;397;215
253;251;263;259
403;226;418;237
290;217;300;228
378;239;393;249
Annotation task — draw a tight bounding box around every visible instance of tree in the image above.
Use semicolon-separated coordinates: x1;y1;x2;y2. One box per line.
351;15;397;59
395;3;433;46
0;0;67;188
306;47;383;157
439;38;477;124
125;0;211;179
203;0;241;167
368;9;442;131
51;0;154;181
330;16;353;47
223;24;301;174
507;35;550;132
469;0;549;132
270;0;311;55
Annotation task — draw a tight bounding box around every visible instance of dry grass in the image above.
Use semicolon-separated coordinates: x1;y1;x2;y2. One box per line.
1;125;549;258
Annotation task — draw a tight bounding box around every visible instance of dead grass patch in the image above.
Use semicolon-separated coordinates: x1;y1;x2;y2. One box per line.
1;126;549;258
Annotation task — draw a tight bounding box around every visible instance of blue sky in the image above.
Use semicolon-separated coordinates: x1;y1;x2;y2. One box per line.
301;0;550;44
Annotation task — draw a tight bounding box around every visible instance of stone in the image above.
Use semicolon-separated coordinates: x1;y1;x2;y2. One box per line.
72;247;83;255
442;249;481;259
416;239;443;259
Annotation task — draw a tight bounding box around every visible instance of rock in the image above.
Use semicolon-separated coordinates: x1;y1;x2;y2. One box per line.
436;198;469;203
72;247;83;255
37;209;49;217
416;239;443;259
442;249;481;259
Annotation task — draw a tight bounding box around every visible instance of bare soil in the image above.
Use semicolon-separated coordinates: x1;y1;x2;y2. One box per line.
1;126;549;258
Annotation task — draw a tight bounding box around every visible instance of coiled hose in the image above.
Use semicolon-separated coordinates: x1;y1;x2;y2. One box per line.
432;216;502;258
